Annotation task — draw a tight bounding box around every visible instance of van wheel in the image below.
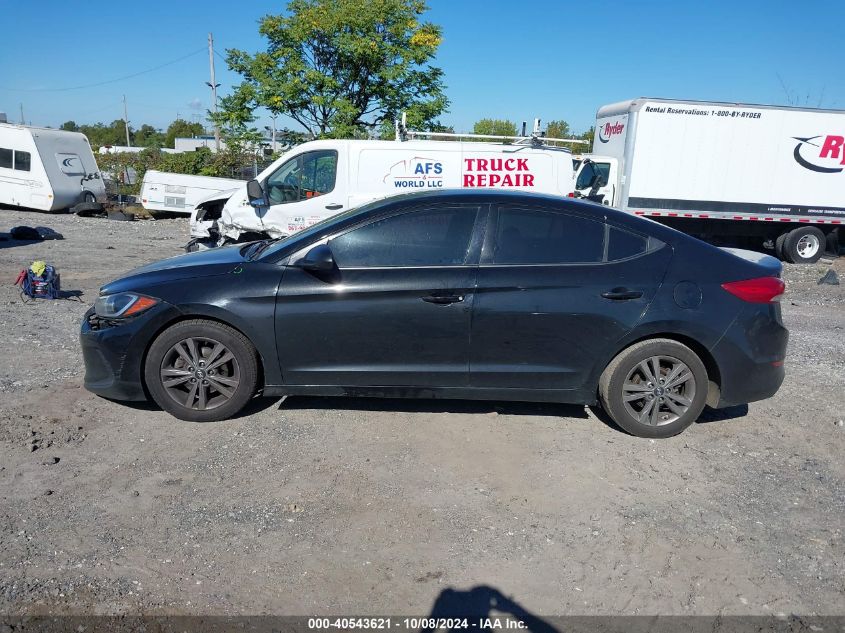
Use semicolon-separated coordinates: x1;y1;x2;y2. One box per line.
783;226;825;264
598;339;708;438
144;320;259;422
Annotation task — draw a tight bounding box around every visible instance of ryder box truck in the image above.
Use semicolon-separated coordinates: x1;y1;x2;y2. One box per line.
572;98;845;263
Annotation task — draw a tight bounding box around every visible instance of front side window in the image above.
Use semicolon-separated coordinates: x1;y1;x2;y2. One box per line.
575;161;609;190
266;150;337;205
492;206;604;265
329;206;478;268
14;151;31;172
0;148;12;169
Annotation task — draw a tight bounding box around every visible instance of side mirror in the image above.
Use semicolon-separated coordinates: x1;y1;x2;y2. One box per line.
246;179;267;208
296;243;335;273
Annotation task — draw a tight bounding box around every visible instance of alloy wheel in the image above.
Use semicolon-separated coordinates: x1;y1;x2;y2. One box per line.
621;355;696;426
159;336;241;411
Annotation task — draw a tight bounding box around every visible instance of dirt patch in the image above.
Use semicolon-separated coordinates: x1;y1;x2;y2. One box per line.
0;210;843;616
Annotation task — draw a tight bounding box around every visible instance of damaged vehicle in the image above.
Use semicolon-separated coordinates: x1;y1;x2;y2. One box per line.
186;136;579;251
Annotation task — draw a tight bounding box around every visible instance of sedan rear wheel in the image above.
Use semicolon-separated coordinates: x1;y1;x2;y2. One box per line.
145;320;258;422
599;339;708;438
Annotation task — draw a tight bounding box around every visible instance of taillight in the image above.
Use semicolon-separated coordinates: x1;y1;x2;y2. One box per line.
721;277;785;303
567;192;576;197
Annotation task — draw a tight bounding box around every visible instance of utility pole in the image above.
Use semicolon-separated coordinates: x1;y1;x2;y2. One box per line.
19;103;24;125
207;32;221;152
122;95;131;147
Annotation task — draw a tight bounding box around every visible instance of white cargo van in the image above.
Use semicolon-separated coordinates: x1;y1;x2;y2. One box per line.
0;122;106;211
140;170;241;215
573;98;845;263
189;138;577;249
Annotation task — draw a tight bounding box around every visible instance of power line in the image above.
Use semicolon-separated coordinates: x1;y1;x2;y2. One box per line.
0;47;206;92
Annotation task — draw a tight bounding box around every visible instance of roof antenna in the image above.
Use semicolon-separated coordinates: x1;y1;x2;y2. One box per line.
520;121;527;137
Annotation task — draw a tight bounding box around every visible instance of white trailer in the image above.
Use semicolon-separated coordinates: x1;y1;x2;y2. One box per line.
0;122;106;211
190;130;582;248
140;170;241;215
573;98;845;263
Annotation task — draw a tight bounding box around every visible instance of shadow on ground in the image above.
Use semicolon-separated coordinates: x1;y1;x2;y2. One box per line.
279;395;590;419
424;585;558;632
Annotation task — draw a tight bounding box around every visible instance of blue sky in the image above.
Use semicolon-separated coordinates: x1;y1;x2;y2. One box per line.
1;0;842;135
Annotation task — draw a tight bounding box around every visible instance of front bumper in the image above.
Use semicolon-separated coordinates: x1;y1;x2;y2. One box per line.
80;303;181;401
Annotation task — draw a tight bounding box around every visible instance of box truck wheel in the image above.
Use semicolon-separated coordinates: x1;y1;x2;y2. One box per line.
783;226;825;264
774;232;788;261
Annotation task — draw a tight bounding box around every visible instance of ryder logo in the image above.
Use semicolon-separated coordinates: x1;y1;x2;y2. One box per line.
598;121;625;143
792;135;845;174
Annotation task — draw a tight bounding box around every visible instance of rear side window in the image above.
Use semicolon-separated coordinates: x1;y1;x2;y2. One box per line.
330;206;478;267
14;151;31;172
492;206;604;264
0;148;12;169
607;226;648;261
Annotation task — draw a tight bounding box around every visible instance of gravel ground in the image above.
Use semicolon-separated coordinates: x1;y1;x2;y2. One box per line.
0;210;843;617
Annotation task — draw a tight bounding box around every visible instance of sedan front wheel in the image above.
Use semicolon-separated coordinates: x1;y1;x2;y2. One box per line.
145;319;259;422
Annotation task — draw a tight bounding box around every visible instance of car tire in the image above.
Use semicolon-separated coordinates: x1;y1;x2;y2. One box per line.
144;319;259;422
782;226;825;264
598;338;708;438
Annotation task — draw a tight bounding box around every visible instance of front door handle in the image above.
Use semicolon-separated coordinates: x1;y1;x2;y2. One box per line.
422;294;464;305
601;288;643;300
325;203;343;210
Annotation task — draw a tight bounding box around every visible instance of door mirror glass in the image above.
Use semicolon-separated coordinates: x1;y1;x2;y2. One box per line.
296;243;335;272
246;179;267;208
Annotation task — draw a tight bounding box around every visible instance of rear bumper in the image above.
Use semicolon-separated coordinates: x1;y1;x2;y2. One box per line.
711;304;788;407
80;303;181;401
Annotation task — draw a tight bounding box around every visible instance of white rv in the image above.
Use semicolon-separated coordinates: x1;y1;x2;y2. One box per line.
573;98;845;263
0;122;106;211
189;136;579;248
140;170;241;215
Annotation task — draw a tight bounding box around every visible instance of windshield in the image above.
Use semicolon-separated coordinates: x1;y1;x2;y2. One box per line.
256;198;387;260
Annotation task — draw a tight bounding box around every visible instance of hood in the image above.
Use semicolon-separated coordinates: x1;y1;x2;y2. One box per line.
100;243;248;294
196;186;241;206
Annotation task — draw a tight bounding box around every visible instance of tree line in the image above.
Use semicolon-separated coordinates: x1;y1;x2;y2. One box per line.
59;119;206;150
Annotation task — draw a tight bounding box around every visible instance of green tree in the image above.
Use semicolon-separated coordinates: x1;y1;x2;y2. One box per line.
164;119;205;148
472;119;517;138
60;121;79;132
545;120;570;141
135;124;165;148
219;0;448;139
79;120;132;148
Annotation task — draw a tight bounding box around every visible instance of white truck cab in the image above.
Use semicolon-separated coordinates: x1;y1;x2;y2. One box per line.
189;134;583;250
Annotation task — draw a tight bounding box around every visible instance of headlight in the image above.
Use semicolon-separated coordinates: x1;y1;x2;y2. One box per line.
94;292;159;318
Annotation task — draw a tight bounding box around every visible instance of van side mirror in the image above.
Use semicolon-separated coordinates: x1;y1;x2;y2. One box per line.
246;179;267;208
296;243;335;272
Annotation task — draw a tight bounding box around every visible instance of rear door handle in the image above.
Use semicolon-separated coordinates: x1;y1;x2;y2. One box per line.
422;294;464;305
325;203;343;210
601;288;643;300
